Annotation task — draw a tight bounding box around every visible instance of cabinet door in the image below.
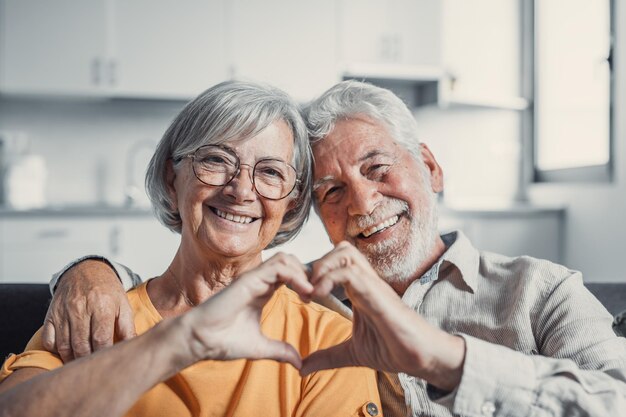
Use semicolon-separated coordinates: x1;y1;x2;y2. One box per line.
441;0;521;98
111;0;228;99
0;218;112;283
228;0;338;102
0;0;107;95
112;217;180;280
339;0;441;66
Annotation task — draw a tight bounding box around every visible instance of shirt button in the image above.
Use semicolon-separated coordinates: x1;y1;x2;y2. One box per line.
365;402;379;416
481;401;496;417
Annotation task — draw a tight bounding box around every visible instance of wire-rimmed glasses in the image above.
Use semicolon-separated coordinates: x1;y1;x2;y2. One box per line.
185;145;298;200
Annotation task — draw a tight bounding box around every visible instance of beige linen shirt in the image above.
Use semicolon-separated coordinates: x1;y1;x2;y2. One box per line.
382;231;626;417
53;230;626;417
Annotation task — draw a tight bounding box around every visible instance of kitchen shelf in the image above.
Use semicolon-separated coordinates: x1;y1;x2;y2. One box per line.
341;64;529;111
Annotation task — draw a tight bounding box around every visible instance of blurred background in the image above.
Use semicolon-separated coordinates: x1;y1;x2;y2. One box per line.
0;0;621;283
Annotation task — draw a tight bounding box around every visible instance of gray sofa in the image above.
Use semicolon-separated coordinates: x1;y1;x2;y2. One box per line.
1;282;625;360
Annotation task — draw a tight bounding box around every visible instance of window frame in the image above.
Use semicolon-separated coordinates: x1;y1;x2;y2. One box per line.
526;0;615;183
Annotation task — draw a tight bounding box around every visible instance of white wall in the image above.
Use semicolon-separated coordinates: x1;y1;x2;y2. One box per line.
0;98;184;207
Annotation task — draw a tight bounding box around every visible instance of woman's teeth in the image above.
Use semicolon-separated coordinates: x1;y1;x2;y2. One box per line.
214;208;254;224
361;215;399;238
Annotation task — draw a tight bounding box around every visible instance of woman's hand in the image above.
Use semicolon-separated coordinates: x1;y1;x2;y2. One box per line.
300;242;465;391
178;252;313;369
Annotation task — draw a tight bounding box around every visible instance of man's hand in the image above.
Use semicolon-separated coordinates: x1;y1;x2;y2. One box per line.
301;242;466;391
42;259;136;362
179;253;313;369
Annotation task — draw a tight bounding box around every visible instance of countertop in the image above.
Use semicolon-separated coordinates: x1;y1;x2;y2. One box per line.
0;202;566;218
0;204;154;218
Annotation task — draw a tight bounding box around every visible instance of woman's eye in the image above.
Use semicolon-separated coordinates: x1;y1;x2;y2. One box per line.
259;167;285;179
203;155;227;164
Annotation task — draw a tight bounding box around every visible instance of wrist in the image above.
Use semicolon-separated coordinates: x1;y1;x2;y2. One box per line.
419;332;466;391
54;256;119;290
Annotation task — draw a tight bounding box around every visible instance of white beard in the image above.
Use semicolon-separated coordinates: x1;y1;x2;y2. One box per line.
348;190;439;285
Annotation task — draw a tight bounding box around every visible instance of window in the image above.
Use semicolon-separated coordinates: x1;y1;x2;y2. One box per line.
531;0;613;182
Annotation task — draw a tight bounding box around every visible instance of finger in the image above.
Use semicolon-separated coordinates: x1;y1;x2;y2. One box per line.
300;339;356;376
309;242;356;285
90;311;115;352
115;300;137;341
41;319;57;353
69;315;93;359
276;263;313;299
255;253;314;298
311;274;340;299
255;338;303;370
55;319;74;363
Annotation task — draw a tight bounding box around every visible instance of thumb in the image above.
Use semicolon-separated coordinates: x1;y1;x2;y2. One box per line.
255;338;303;370
115;302;137;341
300;339;356;376
41;320;57;353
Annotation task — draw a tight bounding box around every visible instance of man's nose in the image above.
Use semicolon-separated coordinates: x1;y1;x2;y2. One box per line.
223;164;256;202
347;179;381;216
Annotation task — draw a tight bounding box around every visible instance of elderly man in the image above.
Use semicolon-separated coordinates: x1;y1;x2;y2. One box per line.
43;81;626;416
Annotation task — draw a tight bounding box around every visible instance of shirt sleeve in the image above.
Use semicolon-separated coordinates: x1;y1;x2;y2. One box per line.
0;328;63;383
442;272;626;417
49;255;143;294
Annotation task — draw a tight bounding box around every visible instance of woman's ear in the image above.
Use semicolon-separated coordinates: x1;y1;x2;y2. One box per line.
165;159;178;211
419;143;444;193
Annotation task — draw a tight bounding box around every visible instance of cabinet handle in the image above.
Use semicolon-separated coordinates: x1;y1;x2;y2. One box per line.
109;226;120;256
37;229;68;239
91;58;102;85
108;60;117;86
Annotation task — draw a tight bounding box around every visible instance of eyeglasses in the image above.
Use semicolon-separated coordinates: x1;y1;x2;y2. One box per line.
185;145;299;200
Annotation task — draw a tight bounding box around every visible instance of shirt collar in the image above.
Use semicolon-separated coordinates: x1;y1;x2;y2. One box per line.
438;230;480;293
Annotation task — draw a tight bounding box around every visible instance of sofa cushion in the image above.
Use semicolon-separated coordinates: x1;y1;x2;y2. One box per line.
0;284;50;360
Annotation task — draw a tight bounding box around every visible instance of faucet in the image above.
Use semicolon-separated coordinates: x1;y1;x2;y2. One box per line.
124;139;156;208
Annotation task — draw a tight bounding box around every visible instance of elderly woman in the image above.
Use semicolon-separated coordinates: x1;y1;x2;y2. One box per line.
0;81;381;417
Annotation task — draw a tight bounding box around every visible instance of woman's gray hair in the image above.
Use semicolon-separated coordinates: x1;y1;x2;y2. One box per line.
303;80;421;158
146;80;312;248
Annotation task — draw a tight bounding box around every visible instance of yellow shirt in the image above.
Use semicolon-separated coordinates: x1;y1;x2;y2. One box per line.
1;283;382;417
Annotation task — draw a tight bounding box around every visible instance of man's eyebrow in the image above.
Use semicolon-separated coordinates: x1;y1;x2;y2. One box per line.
359;150;394;162
313;175;335;191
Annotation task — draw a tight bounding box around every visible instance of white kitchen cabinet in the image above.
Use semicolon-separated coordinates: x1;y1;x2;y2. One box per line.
0;214;180;283
439;0;525;107
0;0;228;99
227;0;338;102
111;217;180;280
0;0;108;96
338;0;441;68
0;217;112;283
110;0;228;98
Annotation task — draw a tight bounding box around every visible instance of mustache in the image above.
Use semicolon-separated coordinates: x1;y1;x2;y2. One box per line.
346;198;409;237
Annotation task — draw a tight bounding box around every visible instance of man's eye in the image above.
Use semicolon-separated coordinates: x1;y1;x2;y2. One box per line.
367;164;390;178
321;186;342;203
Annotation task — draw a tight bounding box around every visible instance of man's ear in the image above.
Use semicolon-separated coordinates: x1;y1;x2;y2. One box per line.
165;159;178;211
419;143;444;193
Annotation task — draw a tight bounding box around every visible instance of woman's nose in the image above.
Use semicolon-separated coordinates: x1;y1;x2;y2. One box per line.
223;164;256;202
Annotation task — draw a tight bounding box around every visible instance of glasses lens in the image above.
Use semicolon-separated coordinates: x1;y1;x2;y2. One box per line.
193;146;238;186
254;160;297;200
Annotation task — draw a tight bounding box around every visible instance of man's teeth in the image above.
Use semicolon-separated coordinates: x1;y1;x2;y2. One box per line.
215;208;254;224
361;215;399;238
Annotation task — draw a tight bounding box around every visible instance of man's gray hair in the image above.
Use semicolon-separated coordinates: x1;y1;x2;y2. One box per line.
303;80;421;157
145;80;312;248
